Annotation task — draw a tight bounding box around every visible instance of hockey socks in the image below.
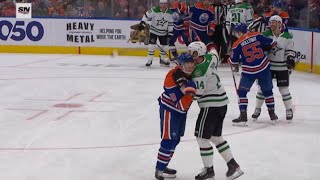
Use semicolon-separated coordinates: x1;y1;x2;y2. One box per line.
265;95;275;110
197;138;214;168
156;139;179;171
216;141;233;163
210;137;234;163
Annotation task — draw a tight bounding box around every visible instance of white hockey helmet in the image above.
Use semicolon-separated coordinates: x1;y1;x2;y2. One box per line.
269;15;283;24
235;0;243;4
188;41;207;58
159;0;167;4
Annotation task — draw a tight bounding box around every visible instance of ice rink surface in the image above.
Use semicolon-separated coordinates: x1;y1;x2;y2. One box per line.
0;54;319;180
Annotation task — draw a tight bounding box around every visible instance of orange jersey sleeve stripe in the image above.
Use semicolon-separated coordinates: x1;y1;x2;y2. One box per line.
232;32;260;49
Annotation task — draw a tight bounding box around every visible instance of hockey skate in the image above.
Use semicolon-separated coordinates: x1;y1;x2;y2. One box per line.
232;112;248;127
155;167;177;180
268;109;278;124
155;170;165;180
164;167;177;176
251;108;261;121
146;59;153;67
286;109;293;122
195;166;215;180
226;159;244;180
160;58;170;67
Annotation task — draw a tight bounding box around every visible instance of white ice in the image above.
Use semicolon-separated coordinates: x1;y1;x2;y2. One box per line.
0;54;319;180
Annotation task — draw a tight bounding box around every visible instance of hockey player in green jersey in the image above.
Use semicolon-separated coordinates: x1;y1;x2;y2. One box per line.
225;0;254;34
225;0;254;71
188;41;243;180
139;0;174;67
252;15;296;122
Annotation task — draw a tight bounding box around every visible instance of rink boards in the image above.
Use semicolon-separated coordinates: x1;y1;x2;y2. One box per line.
0;17;319;74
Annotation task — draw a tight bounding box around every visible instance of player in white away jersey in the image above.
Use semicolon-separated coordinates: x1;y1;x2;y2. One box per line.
252;15;296;122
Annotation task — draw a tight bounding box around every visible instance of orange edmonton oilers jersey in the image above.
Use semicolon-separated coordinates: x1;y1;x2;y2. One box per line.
158;66;194;114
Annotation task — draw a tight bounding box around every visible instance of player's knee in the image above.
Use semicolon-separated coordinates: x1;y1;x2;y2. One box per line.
161;45;168;51
262;90;273;97
148;44;156;51
279;87;290;95
160;139;179;150
196;138;211;148
238;89;248;97
210;136;225;146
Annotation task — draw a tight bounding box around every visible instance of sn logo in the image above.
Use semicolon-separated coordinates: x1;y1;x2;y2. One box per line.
18;7;30;14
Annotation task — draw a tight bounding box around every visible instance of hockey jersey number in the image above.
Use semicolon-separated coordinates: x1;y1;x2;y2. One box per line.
242;42;264;63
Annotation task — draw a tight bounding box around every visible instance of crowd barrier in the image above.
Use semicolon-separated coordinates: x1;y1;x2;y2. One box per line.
0;17;319;74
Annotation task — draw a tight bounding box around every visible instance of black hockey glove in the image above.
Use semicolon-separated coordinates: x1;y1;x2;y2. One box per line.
138;21;146;31
173;69;187;86
287;55;295;69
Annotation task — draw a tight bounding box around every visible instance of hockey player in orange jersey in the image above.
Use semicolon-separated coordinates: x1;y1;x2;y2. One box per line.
155;52;196;180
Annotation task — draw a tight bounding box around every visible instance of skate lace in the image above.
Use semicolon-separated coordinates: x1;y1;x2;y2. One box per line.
286;110;293;116
254;108;261;114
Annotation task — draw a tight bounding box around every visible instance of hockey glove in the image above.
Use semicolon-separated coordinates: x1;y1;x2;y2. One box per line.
173;68;187;86
231;64;240;73
287;55;295;69
138;21;146;31
183;80;196;96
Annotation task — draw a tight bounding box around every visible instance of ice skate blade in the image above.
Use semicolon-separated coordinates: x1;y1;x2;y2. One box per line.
252;118;258;122
227;169;244;180
232;122;248;127
162;174;176;178
160;64;170;67
155;172;176;180
271;120;277;125
195;176;215;180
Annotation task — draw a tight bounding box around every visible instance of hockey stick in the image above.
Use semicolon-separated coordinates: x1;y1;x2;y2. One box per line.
156;43;179;65
228;59;239;95
231;68;238;95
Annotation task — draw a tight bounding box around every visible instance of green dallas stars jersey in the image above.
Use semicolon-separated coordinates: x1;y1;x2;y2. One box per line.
142;6;174;36
262;30;295;71
191;53;229;108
